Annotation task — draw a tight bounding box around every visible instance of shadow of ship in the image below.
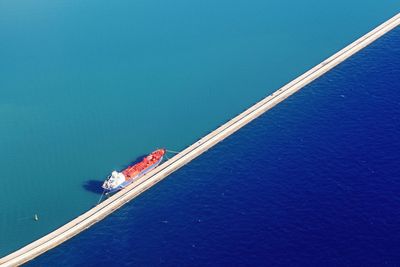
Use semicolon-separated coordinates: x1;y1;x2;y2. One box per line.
83;180;104;194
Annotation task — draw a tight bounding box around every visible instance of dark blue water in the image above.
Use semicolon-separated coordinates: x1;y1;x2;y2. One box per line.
29;28;400;266
3;2;399;255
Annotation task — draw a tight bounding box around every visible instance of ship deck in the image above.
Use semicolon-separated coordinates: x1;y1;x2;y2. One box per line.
1;13;399;267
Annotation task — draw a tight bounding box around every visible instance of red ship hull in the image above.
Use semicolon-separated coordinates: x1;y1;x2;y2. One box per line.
122;149;166;180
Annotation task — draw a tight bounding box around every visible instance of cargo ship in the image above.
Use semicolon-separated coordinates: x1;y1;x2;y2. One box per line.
102;149;165;193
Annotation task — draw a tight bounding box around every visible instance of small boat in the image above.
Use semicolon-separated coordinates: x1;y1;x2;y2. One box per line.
102;149;165;193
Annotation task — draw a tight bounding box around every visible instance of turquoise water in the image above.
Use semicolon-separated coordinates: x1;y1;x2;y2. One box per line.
0;0;399;256
30;26;400;267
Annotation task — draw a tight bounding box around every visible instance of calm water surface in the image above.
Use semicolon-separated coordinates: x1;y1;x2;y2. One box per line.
30;27;400;266
0;0;399;257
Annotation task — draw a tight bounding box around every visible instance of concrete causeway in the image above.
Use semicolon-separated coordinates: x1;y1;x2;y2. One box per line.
1;12;399;267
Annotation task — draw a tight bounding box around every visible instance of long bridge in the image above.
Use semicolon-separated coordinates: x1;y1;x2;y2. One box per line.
1;12;399;267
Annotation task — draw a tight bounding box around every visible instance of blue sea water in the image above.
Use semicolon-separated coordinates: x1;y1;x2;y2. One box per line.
1;1;399;256
28;27;400;266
